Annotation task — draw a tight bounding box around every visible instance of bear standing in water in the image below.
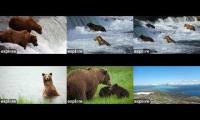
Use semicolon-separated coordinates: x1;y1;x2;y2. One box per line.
94;36;111;46
0;29;38;49
9;16;42;34
184;24;195;31
42;73;59;97
67;67;111;100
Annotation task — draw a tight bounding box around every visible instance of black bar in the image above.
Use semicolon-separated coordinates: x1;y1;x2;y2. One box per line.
0;54;200;66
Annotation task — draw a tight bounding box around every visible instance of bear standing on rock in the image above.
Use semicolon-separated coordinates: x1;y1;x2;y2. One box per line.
0;29;38;49
9;16;42;34
42;73;59;97
67;67;111;100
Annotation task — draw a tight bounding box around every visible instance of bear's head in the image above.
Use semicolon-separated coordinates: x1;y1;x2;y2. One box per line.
30;35;38;46
111;84;123;94
112;84;119;89
87;67;111;86
87;23;93;27
99;86;112;97
42;73;53;84
28;17;42;34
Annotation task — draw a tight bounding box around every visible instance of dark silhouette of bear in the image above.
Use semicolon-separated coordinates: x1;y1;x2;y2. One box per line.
94;36;111;46
146;23;155;29
99;86;112;97
67;67;111;100
139;35;154;42
164;36;176;43
0;29;38;49
184;24;195;31
112;84;129;98
99;84;129;98
9;16;42;34
87;23;106;32
42;73;59;97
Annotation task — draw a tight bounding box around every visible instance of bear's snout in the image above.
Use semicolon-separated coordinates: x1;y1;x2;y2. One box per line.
36;25;42;34
44;76;50;81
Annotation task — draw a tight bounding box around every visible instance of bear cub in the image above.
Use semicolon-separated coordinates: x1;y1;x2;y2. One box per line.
99;84;129;98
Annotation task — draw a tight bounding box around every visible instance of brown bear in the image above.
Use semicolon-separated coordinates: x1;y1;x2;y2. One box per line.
139;35;154;42
99;86;112;97
87;23;106;32
94;36;111;46
67;67;111;100
184;24;195;31
42;73;59;97
0;29;38;49
164;36;176;43
9;16;42;34
111;84;129;98
99;84;129;98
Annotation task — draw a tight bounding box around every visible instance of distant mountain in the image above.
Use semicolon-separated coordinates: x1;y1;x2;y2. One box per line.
136;80;200;86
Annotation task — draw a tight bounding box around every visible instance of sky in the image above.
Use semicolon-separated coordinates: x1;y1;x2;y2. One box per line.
134;66;200;86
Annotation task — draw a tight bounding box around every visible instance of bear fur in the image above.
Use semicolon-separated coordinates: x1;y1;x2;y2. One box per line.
99;84;129;98
67;67;111;100
9;16;42;34
139;35;154;42
99;86;112;97
184;24;195;31
0;29;38;49
87;23;106;32
164;36;176;43
94;36;111;46
42;73;59;97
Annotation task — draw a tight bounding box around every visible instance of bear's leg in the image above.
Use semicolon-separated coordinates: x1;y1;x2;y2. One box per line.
19;42;26;49
52;88;59;96
43;89;47;97
78;90;87;100
86;89;96;100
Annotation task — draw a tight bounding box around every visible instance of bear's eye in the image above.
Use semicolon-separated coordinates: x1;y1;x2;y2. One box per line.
101;69;107;75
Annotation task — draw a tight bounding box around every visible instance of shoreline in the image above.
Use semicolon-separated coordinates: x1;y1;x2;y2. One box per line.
134;90;200;104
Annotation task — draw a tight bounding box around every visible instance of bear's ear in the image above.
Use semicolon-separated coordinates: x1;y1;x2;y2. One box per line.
42;73;45;76
49;73;52;76
101;68;107;75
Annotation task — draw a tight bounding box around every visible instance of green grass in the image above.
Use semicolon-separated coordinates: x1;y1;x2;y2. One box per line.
17;96;34;104
0;96;52;104
68;66;134;104
17;97;59;104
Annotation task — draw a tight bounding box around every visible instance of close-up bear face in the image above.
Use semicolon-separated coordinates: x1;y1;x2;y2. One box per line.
99;68;111;86
42;73;52;82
